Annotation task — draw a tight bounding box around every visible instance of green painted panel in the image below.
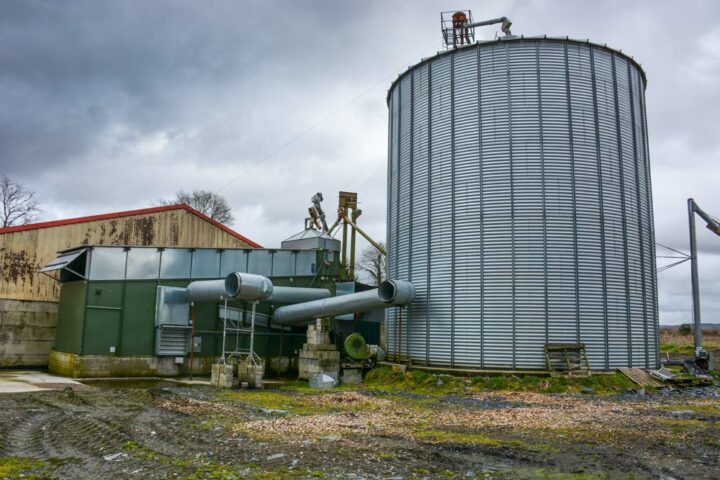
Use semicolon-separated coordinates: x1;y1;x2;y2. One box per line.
83;308;121;355
355;320;380;345
55;281;87;354
194;302;220;355
87;281;124;308
120;281;158;355
61;273;341;358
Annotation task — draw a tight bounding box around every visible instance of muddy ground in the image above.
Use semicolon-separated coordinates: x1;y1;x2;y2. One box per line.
0;374;719;479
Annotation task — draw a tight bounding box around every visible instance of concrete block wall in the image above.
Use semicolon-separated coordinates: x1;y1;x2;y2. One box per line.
0;299;58;367
48;350;216;378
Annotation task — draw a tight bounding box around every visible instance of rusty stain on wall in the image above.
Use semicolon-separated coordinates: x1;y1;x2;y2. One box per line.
1;250;37;285
0;208;255;302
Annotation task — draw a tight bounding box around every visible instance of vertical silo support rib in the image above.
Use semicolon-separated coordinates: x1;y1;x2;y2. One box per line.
450;53;456;367
589;47;610;370
477;43;485;368
611;53;633;367
387;89;394;358
563;42;581;345
628;62;650;369
385;96;390;352
638;68;659;366
536;42;549;351
395;80;402;359
425;63;432;366
506;42;516;369
408;70;414;359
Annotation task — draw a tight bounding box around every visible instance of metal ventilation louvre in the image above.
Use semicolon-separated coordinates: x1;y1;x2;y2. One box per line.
385;36;658;371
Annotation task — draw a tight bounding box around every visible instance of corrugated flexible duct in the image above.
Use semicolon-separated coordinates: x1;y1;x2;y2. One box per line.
272;279;415;326
187;272;330;303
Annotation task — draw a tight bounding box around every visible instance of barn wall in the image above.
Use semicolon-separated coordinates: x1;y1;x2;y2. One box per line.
0;209;254;302
0;208;256;367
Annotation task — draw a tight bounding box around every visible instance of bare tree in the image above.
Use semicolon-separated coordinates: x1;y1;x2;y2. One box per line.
161;190;234;224
0;175;40;227
357;242;386;286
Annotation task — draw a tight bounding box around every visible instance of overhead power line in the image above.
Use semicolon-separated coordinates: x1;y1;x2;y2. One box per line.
215;41;443;195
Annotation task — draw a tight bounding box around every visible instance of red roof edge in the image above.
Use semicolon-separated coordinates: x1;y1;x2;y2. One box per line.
0;204;263;248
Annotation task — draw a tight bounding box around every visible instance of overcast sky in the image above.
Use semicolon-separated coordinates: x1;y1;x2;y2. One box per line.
1;0;719;325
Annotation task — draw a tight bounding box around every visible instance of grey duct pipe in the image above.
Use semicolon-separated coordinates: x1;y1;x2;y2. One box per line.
272;279;415;326
187;272;330;304
268;286;331;304
186;279;232;303
224;272;273;300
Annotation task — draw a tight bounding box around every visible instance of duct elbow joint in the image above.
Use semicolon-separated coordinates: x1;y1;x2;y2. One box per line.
378;279;415;305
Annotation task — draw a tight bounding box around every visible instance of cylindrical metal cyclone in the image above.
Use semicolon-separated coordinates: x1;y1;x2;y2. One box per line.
385;36;658;370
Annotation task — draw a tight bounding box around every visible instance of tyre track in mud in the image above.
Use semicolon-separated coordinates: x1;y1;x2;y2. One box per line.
0;389;158;478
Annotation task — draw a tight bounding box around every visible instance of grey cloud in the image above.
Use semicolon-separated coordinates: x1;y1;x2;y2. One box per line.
1;0;719;325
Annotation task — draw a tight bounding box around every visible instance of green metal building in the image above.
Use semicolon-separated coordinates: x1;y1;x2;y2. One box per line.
44;245;374;377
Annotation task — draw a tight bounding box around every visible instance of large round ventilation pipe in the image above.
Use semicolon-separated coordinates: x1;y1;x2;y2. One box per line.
272;279;415;326
187;272;330;304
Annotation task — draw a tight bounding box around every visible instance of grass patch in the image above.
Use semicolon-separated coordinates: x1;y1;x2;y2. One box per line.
659;328;720;356
218;389;386;416
363;366;635;395
0;457;47;479
218;390;319;415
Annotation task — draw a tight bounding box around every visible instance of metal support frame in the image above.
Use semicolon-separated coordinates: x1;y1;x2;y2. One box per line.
219;299;260;366
441;11;512;49
687;198;720;355
337;191;360;280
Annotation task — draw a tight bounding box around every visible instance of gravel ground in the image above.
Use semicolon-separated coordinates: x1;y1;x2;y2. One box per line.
0;381;719;479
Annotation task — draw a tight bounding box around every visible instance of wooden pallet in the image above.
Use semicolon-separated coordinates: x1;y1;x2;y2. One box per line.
617;367;664;388
545;343;590;376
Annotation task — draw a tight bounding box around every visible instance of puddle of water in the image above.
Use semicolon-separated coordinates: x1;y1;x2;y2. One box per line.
81;379;186;389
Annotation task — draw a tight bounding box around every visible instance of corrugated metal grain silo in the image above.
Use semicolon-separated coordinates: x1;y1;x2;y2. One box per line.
385;36;658;370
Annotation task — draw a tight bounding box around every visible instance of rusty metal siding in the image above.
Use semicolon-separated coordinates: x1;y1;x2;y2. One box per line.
0;210;254;302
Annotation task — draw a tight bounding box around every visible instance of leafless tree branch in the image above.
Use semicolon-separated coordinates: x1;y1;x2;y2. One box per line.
357;242;386;286
0;175;41;228
158;189;234;224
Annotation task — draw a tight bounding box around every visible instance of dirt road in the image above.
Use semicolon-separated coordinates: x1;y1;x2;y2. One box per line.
0;378;718;479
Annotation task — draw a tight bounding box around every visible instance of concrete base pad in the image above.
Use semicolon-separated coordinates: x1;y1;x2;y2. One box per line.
0;369;83;393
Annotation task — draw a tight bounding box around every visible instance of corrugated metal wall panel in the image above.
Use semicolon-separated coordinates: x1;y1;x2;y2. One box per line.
426;54;453;366
397;74;413;358
408;64;430;363
564;43;606;369
386;38;657;370
385;86;399;354
452;48;481;367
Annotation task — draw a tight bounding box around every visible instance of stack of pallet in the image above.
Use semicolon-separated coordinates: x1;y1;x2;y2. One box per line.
299;318;339;380
545;343;590;376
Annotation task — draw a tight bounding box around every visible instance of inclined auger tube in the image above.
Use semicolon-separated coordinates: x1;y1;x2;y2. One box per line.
187;272;330;304
272;279;415;326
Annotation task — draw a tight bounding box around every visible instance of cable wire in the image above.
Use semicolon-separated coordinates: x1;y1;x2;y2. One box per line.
215;42;443;195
